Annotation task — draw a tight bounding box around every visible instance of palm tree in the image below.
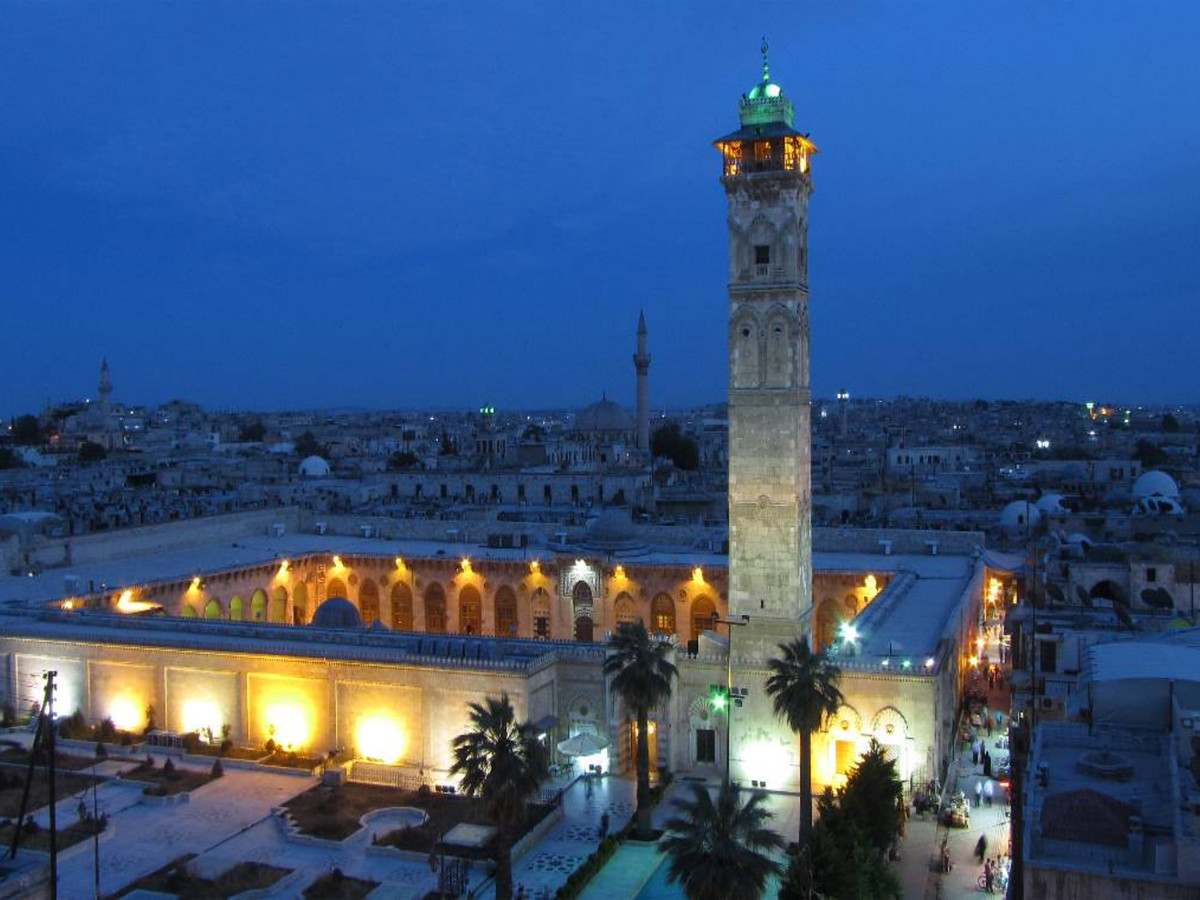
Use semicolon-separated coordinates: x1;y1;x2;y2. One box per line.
662;782;785;900
604;621;677;839
450;693;548;900
765;636;843;849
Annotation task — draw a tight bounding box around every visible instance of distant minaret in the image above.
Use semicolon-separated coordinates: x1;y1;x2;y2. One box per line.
98;359;113;421
837;388;849;437
634;311;651;452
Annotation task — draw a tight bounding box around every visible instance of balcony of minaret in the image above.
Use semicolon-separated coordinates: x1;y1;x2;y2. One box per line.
716;134;814;179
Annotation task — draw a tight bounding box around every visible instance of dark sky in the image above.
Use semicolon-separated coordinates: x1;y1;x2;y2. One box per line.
3;2;1199;418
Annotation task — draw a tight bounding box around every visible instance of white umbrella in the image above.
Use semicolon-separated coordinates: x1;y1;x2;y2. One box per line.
557;733;609;757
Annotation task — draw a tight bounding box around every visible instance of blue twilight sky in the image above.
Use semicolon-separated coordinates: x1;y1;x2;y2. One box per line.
2;1;1199;418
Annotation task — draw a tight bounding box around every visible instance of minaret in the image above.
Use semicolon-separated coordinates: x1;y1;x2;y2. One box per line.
837;388;849;437
633;312;651;452
98;359;113;422
715;41;817;648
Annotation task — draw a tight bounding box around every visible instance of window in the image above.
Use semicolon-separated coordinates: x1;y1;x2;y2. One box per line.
754;245;770;265
1146;567;1157;583
696;729;716;764
1039;640;1057;674
534;616;550;639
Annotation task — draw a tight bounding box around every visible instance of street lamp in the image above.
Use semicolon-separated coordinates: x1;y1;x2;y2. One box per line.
712;613;750;786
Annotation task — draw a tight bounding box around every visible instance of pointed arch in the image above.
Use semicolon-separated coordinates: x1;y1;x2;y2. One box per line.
651;592;675;636
614;592;638;626
495;585;518;637
359;579;380;626
731;311;761;389
690;595;716;641
182;603;197;618
270;585;288;623
390;582;413;631
229;595;244;622
326;577;347;600
459;585;482;635
292;582;308;624
250;588;267;622
532;587;551;639
764;309;793;388
424;582;446;633
203;598;222;619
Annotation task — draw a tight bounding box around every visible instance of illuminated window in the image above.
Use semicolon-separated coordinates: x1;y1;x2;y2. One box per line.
651;593;675;636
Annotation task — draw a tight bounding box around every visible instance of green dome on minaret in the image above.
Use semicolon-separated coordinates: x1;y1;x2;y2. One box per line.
739;38;795;128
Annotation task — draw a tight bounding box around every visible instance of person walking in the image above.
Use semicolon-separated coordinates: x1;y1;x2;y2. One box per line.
975;833;988;862
984;750;993;778
974;779;983;808
984;859;994;894
972;740;979;766
984;778;995;807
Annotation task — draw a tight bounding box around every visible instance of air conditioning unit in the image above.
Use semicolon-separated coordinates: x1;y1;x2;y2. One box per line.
315;522;327;535
272;523;285;537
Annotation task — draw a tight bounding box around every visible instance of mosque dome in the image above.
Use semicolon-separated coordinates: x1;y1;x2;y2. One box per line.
747;79;784;100
299;455;331;478
1035;493;1069;515
999;501;1041;529
311;597;363;629
579;508;648;557
575;399;633;434
1132;470;1179;500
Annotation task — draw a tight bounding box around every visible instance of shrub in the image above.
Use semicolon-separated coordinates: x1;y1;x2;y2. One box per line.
95;741;108;760
97;717;117;742
143;705;157;736
219;739;233;757
143;754;155;769
211;759;224;778
264;739;277;754
120;733;133;747
59;710;88;740
162;758;177;779
1;703;15;727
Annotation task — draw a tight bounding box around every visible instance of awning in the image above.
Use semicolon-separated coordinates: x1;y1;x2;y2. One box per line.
532;714;558;733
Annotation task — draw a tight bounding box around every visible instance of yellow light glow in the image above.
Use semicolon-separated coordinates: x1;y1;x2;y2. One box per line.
62;600;75;611
574;559;586;569
108;697;142;731
692;567;704;585
614;565;625;580
331;556;344;572
116;589;159;614
460;558;472;574
395;557;405;570
529;560;540;574
182;699;223;738
355;715;405;764
276;560;290;580
189;577;202;593
264;702;310;750
976;637;985;651
863;574;879;600
969;655;979;667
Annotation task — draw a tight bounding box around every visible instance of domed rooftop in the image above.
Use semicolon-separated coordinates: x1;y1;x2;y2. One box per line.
299;455;331;478
1035;493;1069;515
579;508;648;557
747;80;783;100
311;597;362;629
1133;470;1179;500
999;500;1041;529
575;398;633;434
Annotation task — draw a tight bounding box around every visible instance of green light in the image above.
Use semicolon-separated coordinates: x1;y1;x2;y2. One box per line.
710;686;728;711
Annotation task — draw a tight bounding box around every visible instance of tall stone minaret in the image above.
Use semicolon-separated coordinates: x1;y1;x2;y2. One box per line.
715;41;817;647
98;359;113;422
837;388;849;437
634;311;651;452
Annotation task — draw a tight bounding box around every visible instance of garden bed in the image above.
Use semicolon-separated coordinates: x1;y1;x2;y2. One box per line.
0;769;101;818
0;817;105;853
0;745;106;771
284;781;553;854
184;743;268;761
115;854;292;898
302;870;379;899
260;750;323;770
119;760;217;797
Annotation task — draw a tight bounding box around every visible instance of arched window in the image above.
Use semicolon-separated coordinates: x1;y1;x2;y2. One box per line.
425;583;446;633
292;582;308;624
182;603;197;618
204;598;222;619
229;595;244;621
732;316;760;389
326;577;347;600
651;593;675;636
391;582;413;631
250;588;268;622
532;588;551;639
495;586;518;637
572;582;594;642
614;592;638;626
691;595;716;641
459;585;482;635
270;586;288;623
359;580;380;626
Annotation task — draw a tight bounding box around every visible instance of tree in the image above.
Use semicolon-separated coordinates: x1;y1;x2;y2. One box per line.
11;415;41;446
651;422;699;470
1162;413;1180;433
449;693;548;900
387;450;421;470
239;421;266;442
0;448;22;470
604;621;678;839
78;441;107;464
522;423;545;443
837;739;903;854
765;637;843;849
439;428;457;456
1134;439;1167;470
294;431;323;458
661;782;784;900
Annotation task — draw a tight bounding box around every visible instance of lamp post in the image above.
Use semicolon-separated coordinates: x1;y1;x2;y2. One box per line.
712;614;750;786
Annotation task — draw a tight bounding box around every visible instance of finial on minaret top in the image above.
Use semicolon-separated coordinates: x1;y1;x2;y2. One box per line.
638;310;647;335
761;36;770;83
99;359;112;395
